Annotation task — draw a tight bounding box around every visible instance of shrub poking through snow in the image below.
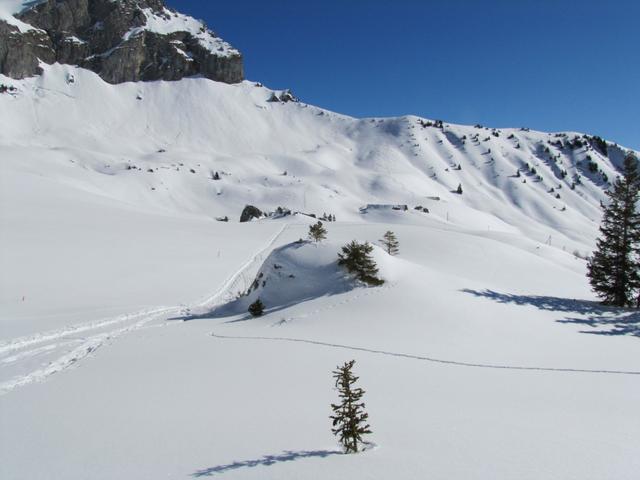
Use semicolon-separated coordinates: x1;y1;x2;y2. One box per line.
338;241;384;286
308;221;327;243
248;298;265;317
330;360;372;454
456;183;463;195
380;231;399;256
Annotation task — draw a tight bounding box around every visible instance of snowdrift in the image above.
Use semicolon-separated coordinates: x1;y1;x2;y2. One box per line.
210;240;395;319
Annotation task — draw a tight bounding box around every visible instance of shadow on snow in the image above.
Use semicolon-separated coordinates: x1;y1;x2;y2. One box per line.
191;449;342;477
169;285;354;323
461;289;640;338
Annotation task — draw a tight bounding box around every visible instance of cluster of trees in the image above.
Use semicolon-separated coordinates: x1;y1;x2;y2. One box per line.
589;135;608;156
417;119;444;129
588;153;640;307
337;230;400;286
0;84;17;94
248;227;400;316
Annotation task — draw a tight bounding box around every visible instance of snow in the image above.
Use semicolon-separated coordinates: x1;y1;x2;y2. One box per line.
1;63;639;479
0;0;47;32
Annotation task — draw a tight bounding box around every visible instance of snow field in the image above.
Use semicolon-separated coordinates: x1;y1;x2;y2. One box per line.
1;63;639;479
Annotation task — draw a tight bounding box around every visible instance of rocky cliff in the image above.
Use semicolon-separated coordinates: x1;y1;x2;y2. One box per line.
0;0;243;84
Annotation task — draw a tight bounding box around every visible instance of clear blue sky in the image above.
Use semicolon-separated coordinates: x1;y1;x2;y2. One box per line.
168;0;639;150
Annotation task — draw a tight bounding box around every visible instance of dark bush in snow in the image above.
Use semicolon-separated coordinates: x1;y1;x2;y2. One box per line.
248;298;265;317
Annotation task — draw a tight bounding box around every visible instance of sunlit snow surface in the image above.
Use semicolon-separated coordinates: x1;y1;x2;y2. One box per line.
0;64;639;479
0;0;47;32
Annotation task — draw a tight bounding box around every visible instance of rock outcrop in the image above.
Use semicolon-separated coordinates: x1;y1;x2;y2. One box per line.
240;205;263;223
0;0;243;84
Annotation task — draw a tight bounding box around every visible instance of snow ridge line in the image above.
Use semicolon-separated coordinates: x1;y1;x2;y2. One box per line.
190;223;291;310
209;333;640;376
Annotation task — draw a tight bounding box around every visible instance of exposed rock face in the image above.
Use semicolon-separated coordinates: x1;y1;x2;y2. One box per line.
0;20;54;78
0;0;243;84
240;205;263;223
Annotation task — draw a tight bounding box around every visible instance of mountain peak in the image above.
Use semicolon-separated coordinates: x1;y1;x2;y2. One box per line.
0;0;243;83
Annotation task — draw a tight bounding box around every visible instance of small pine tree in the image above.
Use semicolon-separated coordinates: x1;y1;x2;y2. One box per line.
338;241;384;286
456;183;463;195
308;221;328;243
330;360;372;454
587;153;640;306
248;298;265;317
380;231;399;255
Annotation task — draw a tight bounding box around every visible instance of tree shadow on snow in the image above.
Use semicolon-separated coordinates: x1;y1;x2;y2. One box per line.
171;276;356;323
191;449;342;477
461;289;640;338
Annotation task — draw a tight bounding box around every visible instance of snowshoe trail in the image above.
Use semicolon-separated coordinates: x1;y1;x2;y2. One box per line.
209;332;640;376
0;224;291;396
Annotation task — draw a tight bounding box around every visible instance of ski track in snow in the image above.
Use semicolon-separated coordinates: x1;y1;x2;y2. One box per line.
209;332;640;376
0;224;291;396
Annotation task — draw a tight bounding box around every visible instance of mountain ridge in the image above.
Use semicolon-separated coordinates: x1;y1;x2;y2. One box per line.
0;0;242;83
1;62;636;259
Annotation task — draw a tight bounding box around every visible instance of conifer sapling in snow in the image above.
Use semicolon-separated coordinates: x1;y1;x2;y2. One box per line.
248;298;265;317
330;360;372;453
380;231;399;256
587;153;640;307
338;241;384;286
308;221;327;243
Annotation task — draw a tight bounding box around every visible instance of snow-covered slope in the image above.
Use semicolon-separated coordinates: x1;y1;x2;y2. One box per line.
1;64;639;480
1;64;634;247
0;0;44;31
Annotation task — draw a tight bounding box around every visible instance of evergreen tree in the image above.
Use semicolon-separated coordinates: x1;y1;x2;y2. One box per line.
248;298;265;317
330;360;371;453
380;231;399;255
587;153;640;306
338;241;384;286
308;221;328;243
456;183;463;194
